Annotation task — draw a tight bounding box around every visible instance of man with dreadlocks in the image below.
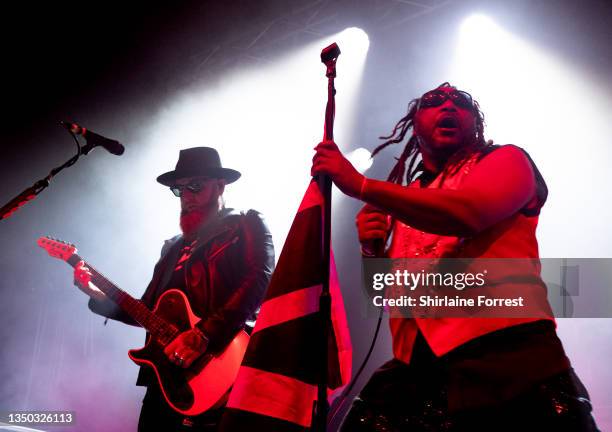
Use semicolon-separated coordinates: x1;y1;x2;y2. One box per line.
312;83;599;430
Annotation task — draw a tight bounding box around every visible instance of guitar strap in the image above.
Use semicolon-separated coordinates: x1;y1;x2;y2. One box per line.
142;236;184;309
143;208;237;309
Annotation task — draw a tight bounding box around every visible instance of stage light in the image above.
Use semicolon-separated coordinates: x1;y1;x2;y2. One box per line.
449;14;612;258
459;14;498;45
347;147;373;173
336;27;370;63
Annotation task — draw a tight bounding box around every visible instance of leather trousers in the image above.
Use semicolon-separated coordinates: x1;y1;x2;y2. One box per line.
340;360;599;432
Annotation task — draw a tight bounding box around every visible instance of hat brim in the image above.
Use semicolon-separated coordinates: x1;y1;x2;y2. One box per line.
156;167;241;186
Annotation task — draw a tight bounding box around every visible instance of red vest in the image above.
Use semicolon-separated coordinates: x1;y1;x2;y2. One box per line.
387;146;554;364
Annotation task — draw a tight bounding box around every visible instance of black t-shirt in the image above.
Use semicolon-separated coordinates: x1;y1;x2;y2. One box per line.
164;237;199;293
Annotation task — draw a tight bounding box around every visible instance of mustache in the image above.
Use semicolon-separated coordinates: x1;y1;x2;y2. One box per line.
181;204;206;216
180;209;206;234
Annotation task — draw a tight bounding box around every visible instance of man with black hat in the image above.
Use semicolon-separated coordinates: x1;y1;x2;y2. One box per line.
73;147;275;431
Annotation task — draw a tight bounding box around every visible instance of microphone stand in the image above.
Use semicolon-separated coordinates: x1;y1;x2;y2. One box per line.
1;126;88;220
312;42;341;432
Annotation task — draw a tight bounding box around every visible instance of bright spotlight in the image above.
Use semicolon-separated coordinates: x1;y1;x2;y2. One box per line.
449;14;612;258
346;147;373;174
460;14;498;40
337;27;370;53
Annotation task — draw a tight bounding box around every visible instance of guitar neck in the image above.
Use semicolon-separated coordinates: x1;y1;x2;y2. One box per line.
67;254;175;339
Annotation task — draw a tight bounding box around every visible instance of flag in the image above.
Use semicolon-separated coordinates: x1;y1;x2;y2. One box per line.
219;180;352;431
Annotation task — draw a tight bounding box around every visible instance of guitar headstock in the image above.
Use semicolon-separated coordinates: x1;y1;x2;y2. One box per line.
37;236;77;261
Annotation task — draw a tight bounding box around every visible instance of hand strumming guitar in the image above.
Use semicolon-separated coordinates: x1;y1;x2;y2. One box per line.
163;328;209;368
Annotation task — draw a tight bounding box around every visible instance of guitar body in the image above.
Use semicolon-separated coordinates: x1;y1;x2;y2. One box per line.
128;289;249;416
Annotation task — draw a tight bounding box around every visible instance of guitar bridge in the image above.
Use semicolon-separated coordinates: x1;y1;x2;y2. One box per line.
157;332;174;346
156;324;180;347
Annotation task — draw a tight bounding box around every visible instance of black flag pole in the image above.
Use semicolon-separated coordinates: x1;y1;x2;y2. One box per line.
312;41;341;432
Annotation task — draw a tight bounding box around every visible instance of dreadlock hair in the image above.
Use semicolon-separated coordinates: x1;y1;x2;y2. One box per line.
371;82;489;186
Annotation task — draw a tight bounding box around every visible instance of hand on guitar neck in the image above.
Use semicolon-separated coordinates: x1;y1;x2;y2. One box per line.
74;260;209;368
74;260;108;302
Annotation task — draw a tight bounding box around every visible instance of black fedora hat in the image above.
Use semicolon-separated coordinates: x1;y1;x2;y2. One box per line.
156;147;241;186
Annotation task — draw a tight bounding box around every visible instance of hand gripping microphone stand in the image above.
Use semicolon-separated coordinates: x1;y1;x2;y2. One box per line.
312;41;341;432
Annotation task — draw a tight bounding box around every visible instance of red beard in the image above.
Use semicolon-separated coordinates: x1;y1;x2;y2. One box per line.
180;209;206;236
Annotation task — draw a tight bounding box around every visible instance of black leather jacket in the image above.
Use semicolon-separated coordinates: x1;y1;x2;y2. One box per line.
88;208;275;382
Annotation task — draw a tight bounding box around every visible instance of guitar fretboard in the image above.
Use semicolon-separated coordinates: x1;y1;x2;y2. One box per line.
67;254;178;344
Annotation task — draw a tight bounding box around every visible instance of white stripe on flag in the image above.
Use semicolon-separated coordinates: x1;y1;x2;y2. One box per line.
226;366;317;427
252;285;322;335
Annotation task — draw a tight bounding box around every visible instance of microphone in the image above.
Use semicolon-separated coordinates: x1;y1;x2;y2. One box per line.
61;121;125;155
362;238;385;257
370;238;386;256
320;42;341;64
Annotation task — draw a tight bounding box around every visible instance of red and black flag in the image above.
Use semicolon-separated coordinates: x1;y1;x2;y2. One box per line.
219;180;352;431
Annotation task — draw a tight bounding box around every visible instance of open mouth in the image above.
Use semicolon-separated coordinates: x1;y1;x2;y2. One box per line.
437;116;459;129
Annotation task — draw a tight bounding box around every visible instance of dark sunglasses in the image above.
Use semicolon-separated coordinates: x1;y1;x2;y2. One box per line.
170;179;211;197
418;89;474;110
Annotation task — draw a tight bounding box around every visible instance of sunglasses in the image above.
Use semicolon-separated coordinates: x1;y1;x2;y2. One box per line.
418;89;474;110
170;179;211;197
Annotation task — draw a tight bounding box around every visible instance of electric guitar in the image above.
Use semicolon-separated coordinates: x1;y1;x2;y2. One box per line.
37;236;249;416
